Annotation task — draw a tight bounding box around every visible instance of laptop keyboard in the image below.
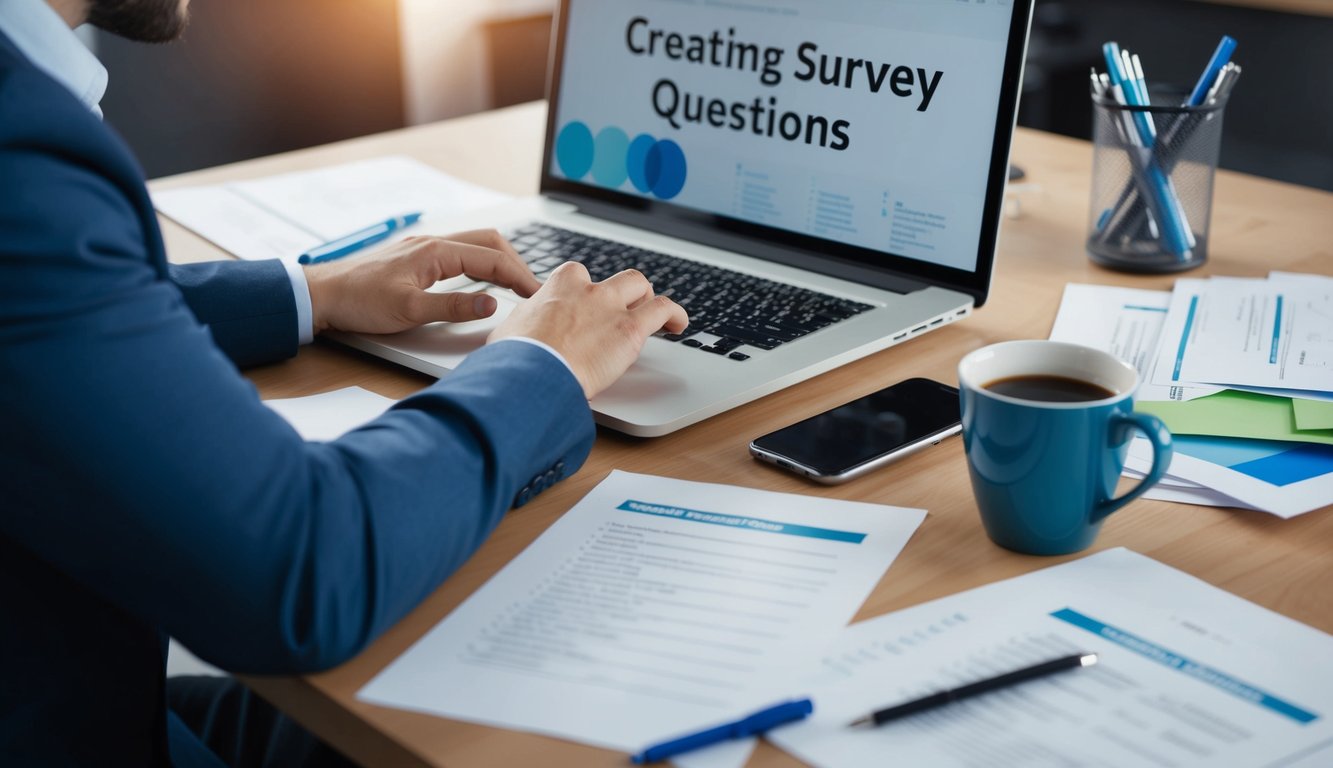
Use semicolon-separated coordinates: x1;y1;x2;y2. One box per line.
507;224;873;360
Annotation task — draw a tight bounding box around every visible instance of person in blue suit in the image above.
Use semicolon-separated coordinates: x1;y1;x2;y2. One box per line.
0;0;688;765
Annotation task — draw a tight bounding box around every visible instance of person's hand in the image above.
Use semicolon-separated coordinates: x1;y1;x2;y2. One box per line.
303;230;540;335
489;262;689;399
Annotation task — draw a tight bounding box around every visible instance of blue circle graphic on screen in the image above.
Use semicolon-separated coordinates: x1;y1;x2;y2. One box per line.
555;121;594;180
558;123;686;199
646;139;687;200
626;133;657;193
591;127;630;188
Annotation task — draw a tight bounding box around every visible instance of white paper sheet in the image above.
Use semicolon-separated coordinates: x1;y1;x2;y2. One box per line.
154;186;322;262
357;470;927;766
1117;466;1263;508
769;548;1333;768
154;156;512;264
1141;483;1258;509
263;387;394;441
1047;283;1219;402
1126;435;1333;519
1150;277;1333;394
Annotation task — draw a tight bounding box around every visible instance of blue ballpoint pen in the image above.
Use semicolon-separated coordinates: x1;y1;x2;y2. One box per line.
1186;36;1237;107
297;212;423;265
630;698;813;764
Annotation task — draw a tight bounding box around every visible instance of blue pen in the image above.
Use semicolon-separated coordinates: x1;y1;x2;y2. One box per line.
297;212;423;265
630;698;813;764
1101;43;1194;256
1103;44;1155;147
1186;36;1237;106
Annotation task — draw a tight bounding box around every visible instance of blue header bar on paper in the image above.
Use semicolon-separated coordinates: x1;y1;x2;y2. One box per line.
1172;295;1199;382
617;500;866;544
1270;295;1283;365
1051;608;1319;724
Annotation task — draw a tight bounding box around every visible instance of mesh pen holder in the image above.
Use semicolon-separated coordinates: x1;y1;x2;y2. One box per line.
1087;91;1226;273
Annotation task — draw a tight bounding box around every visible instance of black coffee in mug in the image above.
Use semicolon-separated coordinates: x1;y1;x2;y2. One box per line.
984;375;1116;403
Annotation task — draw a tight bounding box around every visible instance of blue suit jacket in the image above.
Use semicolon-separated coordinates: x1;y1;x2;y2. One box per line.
0;32;595;766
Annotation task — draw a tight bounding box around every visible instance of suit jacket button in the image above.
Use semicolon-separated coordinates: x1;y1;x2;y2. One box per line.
514;485;531;508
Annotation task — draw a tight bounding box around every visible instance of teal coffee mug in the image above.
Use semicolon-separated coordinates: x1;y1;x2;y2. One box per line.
957;341;1174;556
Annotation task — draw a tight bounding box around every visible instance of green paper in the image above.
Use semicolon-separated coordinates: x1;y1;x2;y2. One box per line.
1293;398;1333;431
1137;390;1333;446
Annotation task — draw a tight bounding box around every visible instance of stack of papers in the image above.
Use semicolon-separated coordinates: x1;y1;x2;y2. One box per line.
1049;274;1333;517
152;156;512;264
769;548;1333;767
358;470;927;768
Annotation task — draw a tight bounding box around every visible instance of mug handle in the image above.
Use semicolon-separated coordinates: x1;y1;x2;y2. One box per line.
1092;412;1174;522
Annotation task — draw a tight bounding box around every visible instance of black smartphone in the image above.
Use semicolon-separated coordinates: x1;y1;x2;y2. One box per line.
749;378;962;484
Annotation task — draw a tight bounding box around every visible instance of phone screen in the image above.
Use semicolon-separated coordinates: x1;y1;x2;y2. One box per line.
752;378;960;476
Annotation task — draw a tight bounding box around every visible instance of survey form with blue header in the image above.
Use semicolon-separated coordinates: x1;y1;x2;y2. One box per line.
1151;277;1333;394
357;470;926;768
769;548;1333;768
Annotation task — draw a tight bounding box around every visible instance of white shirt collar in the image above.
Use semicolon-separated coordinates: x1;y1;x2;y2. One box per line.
0;0;108;117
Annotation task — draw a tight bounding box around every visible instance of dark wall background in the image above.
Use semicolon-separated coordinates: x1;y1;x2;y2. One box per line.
1023;1;1333;191
96;0;404;179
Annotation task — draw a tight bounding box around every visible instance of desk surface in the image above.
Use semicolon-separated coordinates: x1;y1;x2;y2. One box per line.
155;102;1333;768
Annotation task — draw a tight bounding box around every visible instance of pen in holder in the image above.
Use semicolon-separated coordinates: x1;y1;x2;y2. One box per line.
1087;91;1227;273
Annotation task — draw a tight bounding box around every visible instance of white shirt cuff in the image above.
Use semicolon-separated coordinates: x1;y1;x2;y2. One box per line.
281;259;315;345
493;337;575;377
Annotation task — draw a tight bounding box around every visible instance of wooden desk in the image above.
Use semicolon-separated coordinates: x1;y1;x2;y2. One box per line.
154;101;1333;767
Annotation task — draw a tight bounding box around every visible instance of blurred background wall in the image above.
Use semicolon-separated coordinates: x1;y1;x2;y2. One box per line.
96;0;406;176
91;0;1332;191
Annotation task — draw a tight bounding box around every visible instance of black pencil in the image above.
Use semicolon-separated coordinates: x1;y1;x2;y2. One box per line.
848;653;1098;728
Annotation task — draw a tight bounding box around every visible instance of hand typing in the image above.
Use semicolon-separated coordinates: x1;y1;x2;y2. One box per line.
303;230;539;335
490;262;689;399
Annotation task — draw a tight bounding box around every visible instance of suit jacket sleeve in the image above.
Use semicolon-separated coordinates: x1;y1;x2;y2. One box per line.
168;259;299;368
1;118;596;674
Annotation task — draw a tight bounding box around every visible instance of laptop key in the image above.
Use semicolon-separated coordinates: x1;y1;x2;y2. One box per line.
660;329;699;342
681;339;704;348
509;223;869;350
705;324;784;350
728;352;751;361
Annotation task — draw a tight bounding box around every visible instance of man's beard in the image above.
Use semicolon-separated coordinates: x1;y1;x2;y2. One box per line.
87;0;189;43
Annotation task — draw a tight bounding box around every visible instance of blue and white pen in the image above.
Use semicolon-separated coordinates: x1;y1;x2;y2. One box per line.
630;698;813;764
297;212;423;265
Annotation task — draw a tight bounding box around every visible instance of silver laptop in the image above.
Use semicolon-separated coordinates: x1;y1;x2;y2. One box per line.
338;0;1034;437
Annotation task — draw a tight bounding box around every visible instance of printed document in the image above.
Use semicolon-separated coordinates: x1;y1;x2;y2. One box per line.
357;470;926;765
1150;278;1333;394
1126;434;1333;519
153;156;511;263
769;548;1333;768
1120;466;1258;511
1048;284;1218;402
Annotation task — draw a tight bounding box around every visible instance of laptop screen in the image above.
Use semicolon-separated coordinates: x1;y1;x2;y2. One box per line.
542;0;1031;304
